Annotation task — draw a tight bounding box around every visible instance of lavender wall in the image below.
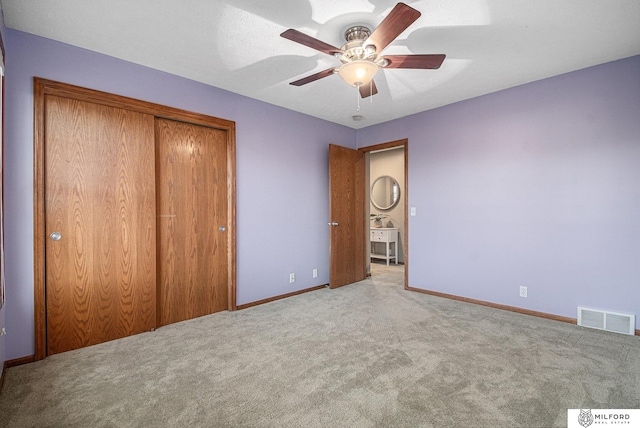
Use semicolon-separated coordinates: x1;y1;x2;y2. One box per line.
0;4;7;372
3;29;356;360
357;55;640;329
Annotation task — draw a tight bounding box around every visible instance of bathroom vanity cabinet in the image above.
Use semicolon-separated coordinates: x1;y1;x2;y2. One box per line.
370;228;398;266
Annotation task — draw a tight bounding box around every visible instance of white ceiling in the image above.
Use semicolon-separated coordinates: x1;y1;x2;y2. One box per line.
2;0;639;129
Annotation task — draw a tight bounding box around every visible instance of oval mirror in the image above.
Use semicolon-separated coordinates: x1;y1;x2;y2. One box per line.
371;175;401;211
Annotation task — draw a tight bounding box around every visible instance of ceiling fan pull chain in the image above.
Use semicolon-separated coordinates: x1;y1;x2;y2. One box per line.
356;86;361;111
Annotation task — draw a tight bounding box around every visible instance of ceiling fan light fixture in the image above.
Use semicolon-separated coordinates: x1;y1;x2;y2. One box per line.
338;60;379;87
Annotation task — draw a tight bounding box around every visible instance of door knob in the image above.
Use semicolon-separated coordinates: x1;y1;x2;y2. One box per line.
50;232;62;241
219;226;226;232
328;222;339;226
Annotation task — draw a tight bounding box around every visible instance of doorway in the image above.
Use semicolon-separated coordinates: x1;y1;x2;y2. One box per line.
361;140;408;287
328;140;408;289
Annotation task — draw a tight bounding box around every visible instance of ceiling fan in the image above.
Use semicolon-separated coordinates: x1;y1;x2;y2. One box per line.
281;2;446;98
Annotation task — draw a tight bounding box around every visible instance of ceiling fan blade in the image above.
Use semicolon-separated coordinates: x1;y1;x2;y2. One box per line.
290;68;336;86
383;54;446;69
359;80;378;98
364;3;421;53
281;29;342;56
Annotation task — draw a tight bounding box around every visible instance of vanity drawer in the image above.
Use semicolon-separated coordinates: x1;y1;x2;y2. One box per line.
370;230;390;241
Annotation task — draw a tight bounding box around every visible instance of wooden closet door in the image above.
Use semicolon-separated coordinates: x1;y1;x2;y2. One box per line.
155;118;228;326
45;96;156;355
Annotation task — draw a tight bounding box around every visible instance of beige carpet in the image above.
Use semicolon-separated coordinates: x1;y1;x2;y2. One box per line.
0;263;638;427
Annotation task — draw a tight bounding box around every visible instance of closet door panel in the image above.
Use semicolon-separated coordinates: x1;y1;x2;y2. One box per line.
45;95;156;355
155;118;228;326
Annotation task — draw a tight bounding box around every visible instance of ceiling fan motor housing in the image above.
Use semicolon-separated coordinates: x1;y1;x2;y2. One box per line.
344;25;371;42
338;25;387;67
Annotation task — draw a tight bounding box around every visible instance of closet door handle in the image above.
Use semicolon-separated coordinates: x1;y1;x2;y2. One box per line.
50;232;62;241
219;226;226;232
328;222;339;227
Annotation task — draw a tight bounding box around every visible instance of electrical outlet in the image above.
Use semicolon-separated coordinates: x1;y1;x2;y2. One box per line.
519;286;528;298
312;269;318;278
289;273;295;283
0;328;6;336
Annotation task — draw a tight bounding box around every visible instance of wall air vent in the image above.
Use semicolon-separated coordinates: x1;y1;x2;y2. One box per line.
577;307;635;335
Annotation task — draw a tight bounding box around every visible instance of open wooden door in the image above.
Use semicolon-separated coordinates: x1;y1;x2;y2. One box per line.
329;144;366;288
